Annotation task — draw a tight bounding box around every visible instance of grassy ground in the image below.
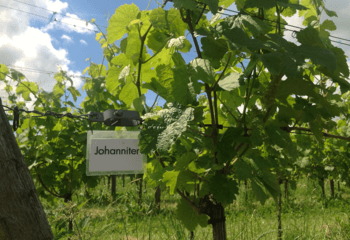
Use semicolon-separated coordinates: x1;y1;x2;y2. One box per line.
38;176;350;240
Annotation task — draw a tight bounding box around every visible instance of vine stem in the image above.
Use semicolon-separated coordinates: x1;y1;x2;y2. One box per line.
136;1;169;106
182;10;202;59
142;39;170;64
211;52;232;91
182;8;218;164
35;170;65;198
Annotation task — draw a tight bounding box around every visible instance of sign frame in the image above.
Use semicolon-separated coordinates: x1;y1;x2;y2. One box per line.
86;130;147;176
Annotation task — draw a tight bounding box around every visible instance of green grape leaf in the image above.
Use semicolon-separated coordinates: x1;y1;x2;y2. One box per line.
233;159;253;180
321;19;336;31
16;82;38;101
175;152;197;170
201;37;228;61
0;64;9;80
178;39;192;53
251;178;267;205
88;62;107;78
144;159;167;188
331;75;350;94
218;0;235;8
218;72;243;91
172;52;186;67
163;170;180;195
187;161;207;174
154;64;200;105
133;95;146;113
277;1;308;10
276;77;316;100
139;10;153;36
332;47;350;78
53;82;65;98
189;58;216;84
257;52;282;76
149;8;187;37
139;103;194;154
105;66;123;93
256;172;280;204
175;197;209;232
208;173;238;205
323;7;337;17
172;0;197;10
119;78;139;107
296;26;325;48
265;124;297;160
126;25;146;65
68;86;81;102
221;27;264;51
200;0;219;14
10;69;25;81
244;0;276;9
146;30;169;52
232;14;271;38
107;3;140;44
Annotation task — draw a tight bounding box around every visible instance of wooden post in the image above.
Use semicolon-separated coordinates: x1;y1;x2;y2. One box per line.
154;186;161;214
111;175;116;198
330;179;334;198
277;178;283;239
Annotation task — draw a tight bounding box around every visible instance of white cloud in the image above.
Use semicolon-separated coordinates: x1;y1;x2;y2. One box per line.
80;39;87;45
46;0;68;14
61;34;72;42
41;13;98;34
0;0;93;110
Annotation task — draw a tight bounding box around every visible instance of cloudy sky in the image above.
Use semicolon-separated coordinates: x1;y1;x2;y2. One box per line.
0;0;349;112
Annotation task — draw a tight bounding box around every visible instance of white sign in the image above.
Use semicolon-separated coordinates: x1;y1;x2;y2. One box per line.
86;130;147;176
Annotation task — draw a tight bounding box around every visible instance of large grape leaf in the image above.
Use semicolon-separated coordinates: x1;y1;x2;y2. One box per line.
139;103;195;154
125;25;147;65
189;58;216;84
175;198;209;232
199;0;219;14
119;78;140;107
226;14;271;38
265;123;298;160
277;1;308;11
244;0;277;9
256;52;283;76
296;26;325;48
201;37;228;61
149;8;187;38
0;64;9;80
208;173;238;205
251;178;267;205
16;82;38;101
163;170;180;195
217;72;243;91
146;29;169;52
144;158;167;188
221;27;264;51
172;0;197;10
107;4;140;44
152;64;200;105
218;0;235;8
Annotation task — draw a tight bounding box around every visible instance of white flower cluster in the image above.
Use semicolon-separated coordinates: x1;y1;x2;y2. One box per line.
167;36;186;49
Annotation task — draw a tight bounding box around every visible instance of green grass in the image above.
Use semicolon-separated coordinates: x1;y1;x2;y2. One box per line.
37;176;350;240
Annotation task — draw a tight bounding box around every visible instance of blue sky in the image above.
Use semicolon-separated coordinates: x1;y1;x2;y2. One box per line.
0;0;349;118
